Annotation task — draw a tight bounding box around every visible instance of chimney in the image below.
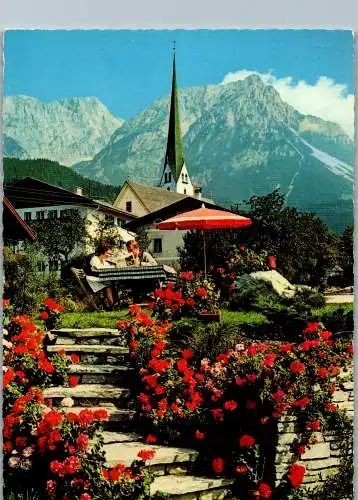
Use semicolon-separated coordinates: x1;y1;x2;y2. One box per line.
194;186;202;200
75;187;83;196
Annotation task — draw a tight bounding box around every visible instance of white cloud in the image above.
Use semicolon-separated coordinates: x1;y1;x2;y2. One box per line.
220;69;354;139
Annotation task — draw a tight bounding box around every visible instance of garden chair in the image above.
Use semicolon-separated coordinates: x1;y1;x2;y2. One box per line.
70;267;99;311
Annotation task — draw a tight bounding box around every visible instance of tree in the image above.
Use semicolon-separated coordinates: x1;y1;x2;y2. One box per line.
338;225;354;285
30;209;88;265
179;189;339;286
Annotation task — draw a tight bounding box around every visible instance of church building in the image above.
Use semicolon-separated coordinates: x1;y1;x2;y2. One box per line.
115;51;223;266
158;52;195;197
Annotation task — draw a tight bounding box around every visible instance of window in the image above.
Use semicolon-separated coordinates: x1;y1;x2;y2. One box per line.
184;189;187;195
153;238;162;254
24;212;32;221
60;209;71;219
165;172;168;183
36;211;45;220
126;201;132;213
168;172;172;183
105;214;115;226
48;210;58;219
49;260;60;272
37;261;46;272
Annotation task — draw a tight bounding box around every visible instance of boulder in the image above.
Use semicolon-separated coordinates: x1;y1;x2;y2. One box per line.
250;270;295;297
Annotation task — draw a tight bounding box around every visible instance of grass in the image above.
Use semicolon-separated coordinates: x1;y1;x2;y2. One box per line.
59;310;128;329
312;303;353;318
59;303;353;330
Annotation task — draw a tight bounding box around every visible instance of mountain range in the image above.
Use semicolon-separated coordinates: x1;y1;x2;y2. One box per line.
3;76;354;231
3;95;123;166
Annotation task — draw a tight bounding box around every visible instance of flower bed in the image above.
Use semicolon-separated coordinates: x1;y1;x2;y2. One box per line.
3;300;156;500
118;307;353;499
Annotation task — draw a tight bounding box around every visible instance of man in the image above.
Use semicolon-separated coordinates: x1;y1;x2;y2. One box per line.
126;240;157;267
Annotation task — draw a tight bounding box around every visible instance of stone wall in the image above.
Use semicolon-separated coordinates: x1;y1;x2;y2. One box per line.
275;367;353;490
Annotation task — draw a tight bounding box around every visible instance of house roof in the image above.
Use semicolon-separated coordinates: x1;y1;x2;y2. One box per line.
3;196;37;241
5;177;136;220
125;181;188;213
125;195;234;231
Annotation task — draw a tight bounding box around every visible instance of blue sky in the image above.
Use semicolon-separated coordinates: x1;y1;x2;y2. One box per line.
4;30;355;136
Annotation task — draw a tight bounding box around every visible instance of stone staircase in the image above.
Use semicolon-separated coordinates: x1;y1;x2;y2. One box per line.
44;328;233;499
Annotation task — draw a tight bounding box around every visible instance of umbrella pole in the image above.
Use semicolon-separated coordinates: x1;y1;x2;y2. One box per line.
203;231;207;278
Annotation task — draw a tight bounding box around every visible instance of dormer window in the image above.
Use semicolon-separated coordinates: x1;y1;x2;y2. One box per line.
165;172;168;183
168;172;172;183
126;201;132;213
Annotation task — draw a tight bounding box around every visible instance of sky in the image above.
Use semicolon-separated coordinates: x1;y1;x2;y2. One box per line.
4;30;355;138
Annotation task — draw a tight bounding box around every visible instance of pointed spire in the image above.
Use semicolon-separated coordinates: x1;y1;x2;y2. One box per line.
163;46;186;182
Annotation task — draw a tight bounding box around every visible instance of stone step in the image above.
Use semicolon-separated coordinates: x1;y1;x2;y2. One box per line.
62;406;135;430
101;431;142;444
51;328;126;346
47;344;129;365
52;328;123;337
43;384;130;407
104;442;199;475
150;475;234;499
68;364;134;385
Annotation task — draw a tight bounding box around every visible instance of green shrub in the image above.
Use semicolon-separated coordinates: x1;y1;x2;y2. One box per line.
3;244;51;314
295;288;326;309
318;306;354;334
229;275;280;311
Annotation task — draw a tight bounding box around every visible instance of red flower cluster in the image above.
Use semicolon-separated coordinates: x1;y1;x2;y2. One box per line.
288;463;306;488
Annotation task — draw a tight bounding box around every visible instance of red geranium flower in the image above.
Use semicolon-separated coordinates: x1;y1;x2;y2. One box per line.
224;400;238;411
212;457;225;473
195;430;205;440
68;376;79;388
288;463;306;488
93;409;109;421
39;311;49;320
196;287;208;297
303;322;321;334
279;343;293;353
246;374;257;383
239;434;255;447
290;360;305;374
76;434;89;451
235;465;248;474
181;349;194;360
306;420;320;431
79;494;91;500
145;434;157;444
137;448;156;461
70;353;80;364
291;396;310;409
258;482;272;498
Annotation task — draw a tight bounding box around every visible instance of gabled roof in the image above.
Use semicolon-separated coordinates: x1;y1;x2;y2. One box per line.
5;177;136;220
125;196;233;231
124;181;188;213
162;53;186;182
3;196;37;241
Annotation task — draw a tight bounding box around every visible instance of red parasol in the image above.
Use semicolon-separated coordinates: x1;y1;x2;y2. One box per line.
156;205;252;276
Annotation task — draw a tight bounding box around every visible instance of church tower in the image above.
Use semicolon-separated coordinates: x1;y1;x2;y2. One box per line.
159;49;194;196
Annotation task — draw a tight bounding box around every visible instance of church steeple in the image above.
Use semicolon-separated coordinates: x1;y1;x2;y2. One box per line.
164;50;185;181
159;47;194;196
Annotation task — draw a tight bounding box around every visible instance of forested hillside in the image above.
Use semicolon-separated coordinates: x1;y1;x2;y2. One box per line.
3;158;120;203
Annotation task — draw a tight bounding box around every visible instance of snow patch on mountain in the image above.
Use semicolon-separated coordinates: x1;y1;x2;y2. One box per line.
298;135;354;182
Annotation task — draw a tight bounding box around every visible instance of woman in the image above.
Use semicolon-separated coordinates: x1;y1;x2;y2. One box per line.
86;242;116;308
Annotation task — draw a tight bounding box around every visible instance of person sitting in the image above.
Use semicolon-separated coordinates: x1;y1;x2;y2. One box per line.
86;242;116;309
125;239;158;267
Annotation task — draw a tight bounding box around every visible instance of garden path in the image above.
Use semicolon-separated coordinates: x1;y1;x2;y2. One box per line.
44;328;233;499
